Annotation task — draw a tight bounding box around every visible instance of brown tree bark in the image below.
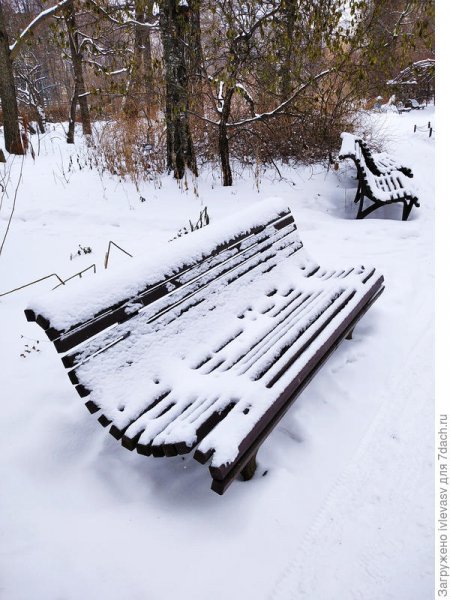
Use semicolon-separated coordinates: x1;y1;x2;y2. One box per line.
64;0;91;143
67;89;78;144
218;89;233;186
0;1;24;155
160;0;197;179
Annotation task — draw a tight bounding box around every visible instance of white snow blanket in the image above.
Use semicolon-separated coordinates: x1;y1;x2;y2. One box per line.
0;106;434;599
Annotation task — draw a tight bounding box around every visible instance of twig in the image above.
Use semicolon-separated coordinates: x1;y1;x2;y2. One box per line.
0;155;24;257
0;272;65;297
52;263;97;289
104;241;133;269
0;155;15;212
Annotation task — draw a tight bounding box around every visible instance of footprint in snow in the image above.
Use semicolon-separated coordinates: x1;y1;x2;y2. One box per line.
399;230;420;239
330;350;365;374
278;425;303;444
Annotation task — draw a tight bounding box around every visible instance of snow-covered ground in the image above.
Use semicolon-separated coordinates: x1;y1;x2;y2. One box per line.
0;108;434;600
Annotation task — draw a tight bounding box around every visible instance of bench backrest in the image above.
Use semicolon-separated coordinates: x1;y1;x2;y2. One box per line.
338;132;369;173
339;132;382;172
25;201;307;359
339;132;413;179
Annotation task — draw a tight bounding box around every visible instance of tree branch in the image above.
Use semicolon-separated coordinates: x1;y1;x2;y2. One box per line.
9;0;73;61
226;69;332;128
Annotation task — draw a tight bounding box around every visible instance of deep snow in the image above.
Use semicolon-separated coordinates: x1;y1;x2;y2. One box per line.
0;108;434;600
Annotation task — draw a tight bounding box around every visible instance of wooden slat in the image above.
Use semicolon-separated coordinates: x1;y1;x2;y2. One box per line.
72;235;303;444
60;218;299;364
27;211;293;343
65;224;302;372
247;289;352;384
263;290;356;386
118;394;178;451
204;276;385;488
240;292;337;379
208;291;321;375
108;389;172;442
172;402;237;455
157;400;237;457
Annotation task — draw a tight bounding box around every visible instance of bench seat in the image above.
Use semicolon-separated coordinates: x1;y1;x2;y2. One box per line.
25;200;384;494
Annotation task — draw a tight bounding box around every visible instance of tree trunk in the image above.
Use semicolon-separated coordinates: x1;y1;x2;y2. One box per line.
64;0;91;139
218;89;233;186
160;0;197;179
35;103;46;134
0;1;24;155
218;121;232;187
67;88;77;144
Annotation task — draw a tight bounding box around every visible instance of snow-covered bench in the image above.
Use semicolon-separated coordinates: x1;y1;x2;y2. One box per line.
408;99;426;110
25;200;384;494
339;133;419;221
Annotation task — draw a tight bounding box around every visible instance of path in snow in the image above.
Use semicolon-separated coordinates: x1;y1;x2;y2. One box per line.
270;312;433;600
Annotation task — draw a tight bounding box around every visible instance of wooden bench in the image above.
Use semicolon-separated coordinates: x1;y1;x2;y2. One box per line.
339;133;419;221
25;201;384;495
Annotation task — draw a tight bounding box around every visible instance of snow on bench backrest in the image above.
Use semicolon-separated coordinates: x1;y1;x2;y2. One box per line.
339;132;363;161
25;199;308;349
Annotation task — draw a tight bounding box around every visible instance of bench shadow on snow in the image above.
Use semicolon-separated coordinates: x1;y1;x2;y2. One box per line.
91;430;267;510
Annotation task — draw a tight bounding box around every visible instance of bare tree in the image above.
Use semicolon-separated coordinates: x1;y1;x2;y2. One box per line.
0;0;72;154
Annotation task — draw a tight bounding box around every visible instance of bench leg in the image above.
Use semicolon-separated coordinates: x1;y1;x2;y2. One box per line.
240;453;258;481
353;181;362;204
357;198;384;220
402;200;414;221
345;327;354;340
356;191;368;219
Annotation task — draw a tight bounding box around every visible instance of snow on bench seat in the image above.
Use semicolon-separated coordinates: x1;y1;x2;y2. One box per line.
25;199;384;494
